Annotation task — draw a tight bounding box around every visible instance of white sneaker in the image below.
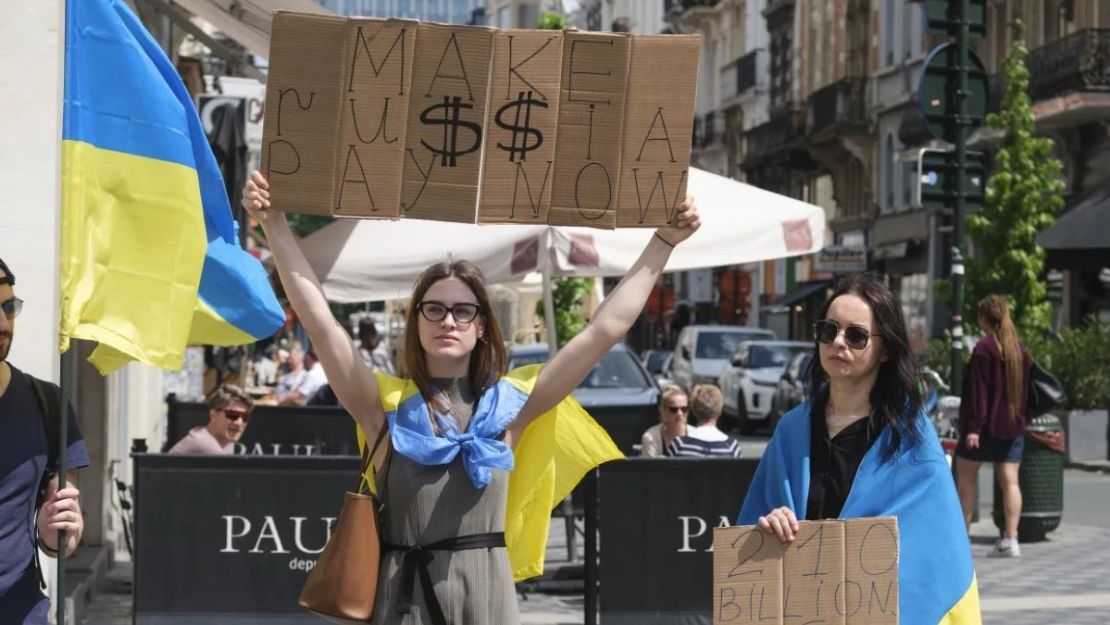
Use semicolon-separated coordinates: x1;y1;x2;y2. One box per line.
988;537;1021;558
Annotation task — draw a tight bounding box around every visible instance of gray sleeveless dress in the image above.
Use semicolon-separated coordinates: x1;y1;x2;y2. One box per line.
369;379;520;625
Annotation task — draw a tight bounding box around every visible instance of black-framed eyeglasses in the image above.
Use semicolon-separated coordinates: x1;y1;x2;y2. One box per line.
1;297;23;320
814;319;879;351
416;301;481;324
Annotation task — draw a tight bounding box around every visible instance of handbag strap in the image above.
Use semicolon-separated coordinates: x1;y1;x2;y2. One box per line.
358;425;390;495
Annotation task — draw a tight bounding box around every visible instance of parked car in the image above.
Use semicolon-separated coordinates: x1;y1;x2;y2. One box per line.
670;325;776;393
718;340;812;434
641;349;675;388
507;343;659;456
768;351;812;431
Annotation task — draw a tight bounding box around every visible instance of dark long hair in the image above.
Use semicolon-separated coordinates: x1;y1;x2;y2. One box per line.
805;273;922;458
403;260;508;419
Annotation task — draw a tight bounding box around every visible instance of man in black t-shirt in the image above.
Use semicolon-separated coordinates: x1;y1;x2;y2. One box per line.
0;258;90;624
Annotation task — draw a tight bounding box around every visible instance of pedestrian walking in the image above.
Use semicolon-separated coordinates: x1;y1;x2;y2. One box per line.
242;170;701;625
737;273;980;625
955;295;1032;557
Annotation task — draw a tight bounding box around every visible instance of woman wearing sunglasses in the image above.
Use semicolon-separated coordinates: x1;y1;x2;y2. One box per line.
640;385;689;457
737;273;980;625
242;170;700;625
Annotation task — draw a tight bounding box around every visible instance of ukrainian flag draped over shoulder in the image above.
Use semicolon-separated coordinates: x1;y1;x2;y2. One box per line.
738;404;982;625
356;365;623;581
61;0;282;373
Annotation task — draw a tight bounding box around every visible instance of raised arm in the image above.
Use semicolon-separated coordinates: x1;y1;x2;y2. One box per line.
510;199;701;440
242;171;385;445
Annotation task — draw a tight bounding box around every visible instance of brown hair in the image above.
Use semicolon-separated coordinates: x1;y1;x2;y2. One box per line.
690;384;724;423
978;295;1025;420
206;384;254;411
403;261;507;420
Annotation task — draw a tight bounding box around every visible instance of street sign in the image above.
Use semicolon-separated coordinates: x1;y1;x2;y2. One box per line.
916;148;987;213
925;0;986;39
918;43;989;143
814;245;867;274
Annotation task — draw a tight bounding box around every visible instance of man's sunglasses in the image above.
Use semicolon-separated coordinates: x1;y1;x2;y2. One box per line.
1;298;23;320
416;301;481;324
814;319;880;351
223;408;250;423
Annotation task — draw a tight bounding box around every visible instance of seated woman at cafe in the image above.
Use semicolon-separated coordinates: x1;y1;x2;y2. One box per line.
665;384;741;458
639;385;689;457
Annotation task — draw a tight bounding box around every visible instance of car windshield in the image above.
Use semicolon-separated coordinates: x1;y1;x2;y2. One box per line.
508;350;651;390
696;331;767;359
749;345;810;369
644;351;668;374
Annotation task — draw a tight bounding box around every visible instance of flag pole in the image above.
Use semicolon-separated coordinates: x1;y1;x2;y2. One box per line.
56;0;70;622
56;350;72;625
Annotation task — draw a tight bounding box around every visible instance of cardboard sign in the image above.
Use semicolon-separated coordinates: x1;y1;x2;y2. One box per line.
335;18;417;218
261;13;347;216
712;518;899;625
261;13;701;228
617;35;700;227
400;23;494;223
478;30;564;224
548;31;631;228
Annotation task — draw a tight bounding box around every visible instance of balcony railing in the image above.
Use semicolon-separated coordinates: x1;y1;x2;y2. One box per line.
692;110;726;148
744;107;805;162
721;51;763;102
1028;28;1110;102
664;0;719;18
807;77;867;136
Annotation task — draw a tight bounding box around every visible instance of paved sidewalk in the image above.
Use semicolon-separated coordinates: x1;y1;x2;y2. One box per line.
971;519;1110;625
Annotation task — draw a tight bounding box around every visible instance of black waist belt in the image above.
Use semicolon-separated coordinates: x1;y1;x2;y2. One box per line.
383;531;506;625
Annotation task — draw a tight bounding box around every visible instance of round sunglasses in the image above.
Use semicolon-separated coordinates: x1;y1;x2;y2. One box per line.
416;301;481;324
1;297;23;320
813;319;880;351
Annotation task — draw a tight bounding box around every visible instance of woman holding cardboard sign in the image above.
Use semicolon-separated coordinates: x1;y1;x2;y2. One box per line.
243;170;699;624
737;274;981;625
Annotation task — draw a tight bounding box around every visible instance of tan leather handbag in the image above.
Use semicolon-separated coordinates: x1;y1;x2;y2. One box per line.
298;427;390;623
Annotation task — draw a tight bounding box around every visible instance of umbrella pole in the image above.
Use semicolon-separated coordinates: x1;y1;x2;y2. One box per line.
542;268;558;358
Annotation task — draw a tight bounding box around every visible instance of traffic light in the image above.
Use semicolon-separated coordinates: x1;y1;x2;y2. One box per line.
916;148;987;217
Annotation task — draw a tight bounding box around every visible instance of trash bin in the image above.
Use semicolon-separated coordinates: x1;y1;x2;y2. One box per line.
992;413;1065;542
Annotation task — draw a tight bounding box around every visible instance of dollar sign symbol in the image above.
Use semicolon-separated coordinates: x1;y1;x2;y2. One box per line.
495;91;547;163
419;95;483;167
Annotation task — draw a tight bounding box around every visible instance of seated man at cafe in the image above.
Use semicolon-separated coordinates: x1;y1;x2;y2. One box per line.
276;348;328;406
168;384;253;455
666;384;742;458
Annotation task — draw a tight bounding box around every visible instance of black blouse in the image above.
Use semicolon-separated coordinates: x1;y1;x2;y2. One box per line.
806;410;883;521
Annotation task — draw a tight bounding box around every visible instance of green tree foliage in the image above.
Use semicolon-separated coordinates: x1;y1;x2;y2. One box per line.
537;11;566;30
965;23;1063;334
535;277;592;347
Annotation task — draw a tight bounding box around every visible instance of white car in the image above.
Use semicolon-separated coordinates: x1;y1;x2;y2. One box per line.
718;340;812;434
670;325;776;393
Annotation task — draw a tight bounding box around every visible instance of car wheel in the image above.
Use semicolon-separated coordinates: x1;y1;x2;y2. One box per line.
736;391;757;436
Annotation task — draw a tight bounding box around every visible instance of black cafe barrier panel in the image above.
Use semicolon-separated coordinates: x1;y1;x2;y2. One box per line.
164;399;359;456
592;458;760;625
133;453;359;624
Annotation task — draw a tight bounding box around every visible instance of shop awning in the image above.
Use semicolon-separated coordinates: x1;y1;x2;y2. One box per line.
137;0;329;78
1038;181;1110;252
770;280;833;308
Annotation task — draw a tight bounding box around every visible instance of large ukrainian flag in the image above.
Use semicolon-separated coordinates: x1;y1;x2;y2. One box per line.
61;0;283;373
